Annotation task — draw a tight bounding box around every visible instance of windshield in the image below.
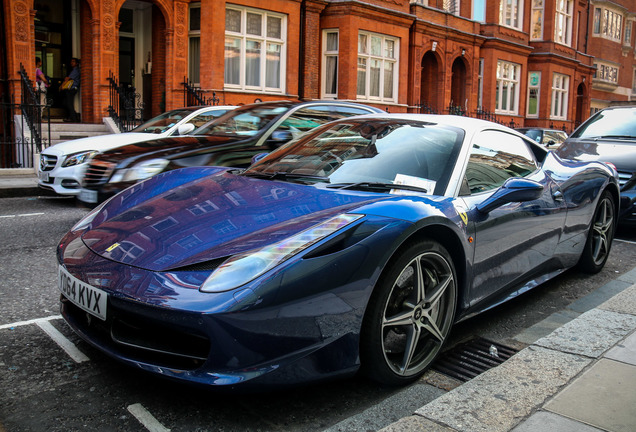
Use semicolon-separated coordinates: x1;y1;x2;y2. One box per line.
193;105;290;136
518;129;542;142
571;108;636;140
244;119;464;196
130;109;197;134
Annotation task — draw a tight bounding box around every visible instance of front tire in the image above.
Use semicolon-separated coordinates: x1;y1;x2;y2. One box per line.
577;191;615;274
361;240;457;386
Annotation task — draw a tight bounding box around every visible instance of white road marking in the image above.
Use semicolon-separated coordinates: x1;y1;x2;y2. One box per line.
0;212;45;218
36;319;90;363
0;315;61;330
128;404;171;432
615;238;636;245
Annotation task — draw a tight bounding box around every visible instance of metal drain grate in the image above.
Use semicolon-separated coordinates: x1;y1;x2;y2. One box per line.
432;337;518;382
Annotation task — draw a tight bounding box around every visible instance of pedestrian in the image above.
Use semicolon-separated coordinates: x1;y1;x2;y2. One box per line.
35;57;49;115
61;58;80;122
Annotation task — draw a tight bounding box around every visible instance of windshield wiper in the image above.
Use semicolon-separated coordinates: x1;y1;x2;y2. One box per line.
243;171;330;183
590;135;636;140
328;182;428;194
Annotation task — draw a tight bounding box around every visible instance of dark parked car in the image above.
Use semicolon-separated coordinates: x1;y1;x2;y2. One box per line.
555;106;636;226
78;100;383;204
516;127;568;148
59;114;618;389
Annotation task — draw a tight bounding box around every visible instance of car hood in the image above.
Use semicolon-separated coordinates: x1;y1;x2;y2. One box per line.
80;169;387;271
42;133;170;156
93;135;257;167
556;138;636;172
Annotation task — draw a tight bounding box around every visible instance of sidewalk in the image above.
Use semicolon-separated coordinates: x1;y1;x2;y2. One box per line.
0;171;53;198
379;268;636;432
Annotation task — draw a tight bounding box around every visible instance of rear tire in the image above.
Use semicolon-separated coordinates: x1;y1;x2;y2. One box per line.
577;191;615;274
360;239;457;386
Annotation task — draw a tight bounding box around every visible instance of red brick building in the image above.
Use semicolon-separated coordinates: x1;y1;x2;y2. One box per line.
2;0;634;132
586;0;636;113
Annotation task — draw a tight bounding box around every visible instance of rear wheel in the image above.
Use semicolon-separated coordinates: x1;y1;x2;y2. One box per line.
578;191;615;273
361;240;456;385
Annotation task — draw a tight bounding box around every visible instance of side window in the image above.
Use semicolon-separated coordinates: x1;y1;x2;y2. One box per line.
187;110;230;128
463;130;537;195
276;105;371;137
329;105;375;119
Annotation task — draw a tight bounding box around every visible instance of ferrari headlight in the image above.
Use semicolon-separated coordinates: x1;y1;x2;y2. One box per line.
62;150;97;167
200;213;363;293
110;158;169;183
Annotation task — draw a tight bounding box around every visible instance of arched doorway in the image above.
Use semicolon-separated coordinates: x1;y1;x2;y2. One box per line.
575;82;586;128
420;51;440;112
450;57;467;113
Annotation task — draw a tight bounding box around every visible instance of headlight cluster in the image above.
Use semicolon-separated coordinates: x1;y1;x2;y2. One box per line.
62;151;97;167
110;159;169;183
200;213;363;293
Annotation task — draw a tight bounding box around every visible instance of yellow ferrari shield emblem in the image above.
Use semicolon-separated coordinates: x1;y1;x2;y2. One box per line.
106;243;120;252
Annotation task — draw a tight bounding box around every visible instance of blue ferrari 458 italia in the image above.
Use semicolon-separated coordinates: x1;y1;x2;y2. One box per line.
58;114;619;389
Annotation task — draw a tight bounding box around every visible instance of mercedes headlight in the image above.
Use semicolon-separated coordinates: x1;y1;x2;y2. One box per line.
200;214;363;293
62;150;97;167
109;158;169;183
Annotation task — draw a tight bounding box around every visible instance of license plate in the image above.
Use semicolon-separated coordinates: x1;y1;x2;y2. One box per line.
59;265;107;321
79;188;98;203
38;171;49;182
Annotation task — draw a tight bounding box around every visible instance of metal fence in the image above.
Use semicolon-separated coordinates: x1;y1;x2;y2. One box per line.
0;65;51;169
182;78;220;107
107;72;144;132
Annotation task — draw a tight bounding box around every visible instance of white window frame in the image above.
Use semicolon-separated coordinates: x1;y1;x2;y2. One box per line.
527;71;541;118
321;30;339;99
472;0;486;22
593;8;601;34
443;0;460;15
554;0;573;46
356;31;398;104
477;58;484;109
495;61;520;115
224;5;287;93
550;73;569;120
499;0;524;31
625;20;632;46
594;62;619;84
530;0;544;40
600;8;623;41
188;2;201;86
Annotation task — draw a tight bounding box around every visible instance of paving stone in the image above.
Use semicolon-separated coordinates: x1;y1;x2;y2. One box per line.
598;284;636;316
511;410;604;432
414;346;589;432
534;308;636;357
544;359;636;432
379;415;458;432
604;330;636;366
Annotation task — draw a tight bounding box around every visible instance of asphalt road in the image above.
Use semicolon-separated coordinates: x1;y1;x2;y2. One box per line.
1;195;635;432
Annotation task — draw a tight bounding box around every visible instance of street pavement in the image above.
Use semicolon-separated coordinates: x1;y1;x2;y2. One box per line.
2;172;636;432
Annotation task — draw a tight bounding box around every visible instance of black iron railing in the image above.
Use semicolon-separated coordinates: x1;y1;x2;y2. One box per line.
0;65;51;168
107;72;144;132
183;78;219;107
415;102;438;114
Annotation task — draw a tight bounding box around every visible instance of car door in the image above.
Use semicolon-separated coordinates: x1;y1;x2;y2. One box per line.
459;129;566;307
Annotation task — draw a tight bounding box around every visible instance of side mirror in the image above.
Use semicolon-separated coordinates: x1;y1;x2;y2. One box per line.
251;152;269;165
476;178;544;214
177;123;196;135
270;130;293;143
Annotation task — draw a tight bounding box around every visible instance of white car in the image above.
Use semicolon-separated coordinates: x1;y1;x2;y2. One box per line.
38;105;236;196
